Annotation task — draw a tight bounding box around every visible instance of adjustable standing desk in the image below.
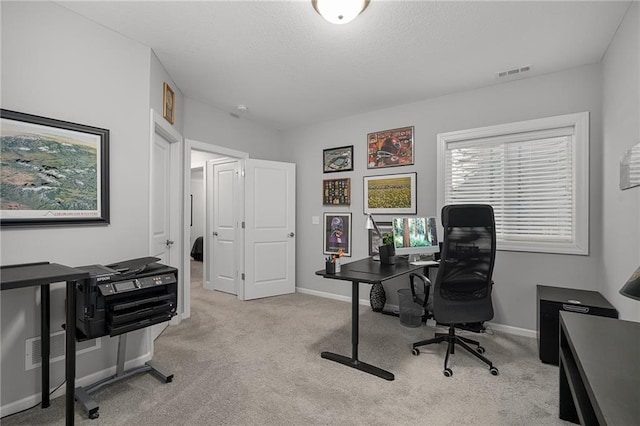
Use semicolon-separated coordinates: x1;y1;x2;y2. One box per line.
1;262;89;426
316;257;424;381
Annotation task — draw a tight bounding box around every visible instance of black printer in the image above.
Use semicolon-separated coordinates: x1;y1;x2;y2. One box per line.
75;257;178;340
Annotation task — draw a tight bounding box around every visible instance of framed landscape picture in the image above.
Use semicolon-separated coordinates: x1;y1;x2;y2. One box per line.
363;172;417;215
0;109;110;227
323;145;353;173
323;212;352;256
367;126;414;169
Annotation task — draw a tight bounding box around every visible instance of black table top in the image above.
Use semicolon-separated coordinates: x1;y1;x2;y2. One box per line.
316;257;424;284
537;284;616;309
0;262;89;291
560;311;640;425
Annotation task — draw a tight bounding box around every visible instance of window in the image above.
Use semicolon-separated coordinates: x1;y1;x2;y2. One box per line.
437;112;589;255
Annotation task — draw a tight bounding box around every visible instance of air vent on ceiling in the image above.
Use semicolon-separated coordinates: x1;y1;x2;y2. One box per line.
496;65;532;79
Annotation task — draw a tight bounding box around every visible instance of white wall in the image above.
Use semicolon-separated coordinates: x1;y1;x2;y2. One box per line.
184;98;283;160
601;2;640;322
0;1;153;413
282;64;605;332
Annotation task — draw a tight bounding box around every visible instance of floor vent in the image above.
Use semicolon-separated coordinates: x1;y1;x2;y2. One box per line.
25;331;101;371
496;65;532;79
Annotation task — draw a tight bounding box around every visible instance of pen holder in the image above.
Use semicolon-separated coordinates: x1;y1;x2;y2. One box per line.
326;259;341;274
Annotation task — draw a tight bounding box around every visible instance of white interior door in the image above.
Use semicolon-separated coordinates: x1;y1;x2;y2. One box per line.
244;159;296;300
210;160;239;294
150;110;182;337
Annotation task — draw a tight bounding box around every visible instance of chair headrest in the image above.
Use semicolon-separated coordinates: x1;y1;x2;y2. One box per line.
442;204;494;227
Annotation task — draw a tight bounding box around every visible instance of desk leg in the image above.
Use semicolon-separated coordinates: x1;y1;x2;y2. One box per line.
65;281;76;426
41;284;50;408
321;280;394;381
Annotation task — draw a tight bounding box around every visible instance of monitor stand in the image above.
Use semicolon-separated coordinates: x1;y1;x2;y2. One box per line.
408;254;421;263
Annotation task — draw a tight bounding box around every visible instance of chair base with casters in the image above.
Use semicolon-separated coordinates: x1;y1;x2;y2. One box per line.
411;325;499;377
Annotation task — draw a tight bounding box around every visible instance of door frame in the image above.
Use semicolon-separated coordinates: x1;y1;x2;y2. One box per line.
149;108;183;324
183;139;249;309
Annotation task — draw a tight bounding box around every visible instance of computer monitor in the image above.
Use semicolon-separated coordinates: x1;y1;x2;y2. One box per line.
392;217;439;257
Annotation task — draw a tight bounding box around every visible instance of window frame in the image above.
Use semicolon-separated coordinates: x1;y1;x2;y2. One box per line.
436;112;589;255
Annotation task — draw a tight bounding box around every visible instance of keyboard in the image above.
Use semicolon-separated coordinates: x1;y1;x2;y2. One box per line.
409;260;439;266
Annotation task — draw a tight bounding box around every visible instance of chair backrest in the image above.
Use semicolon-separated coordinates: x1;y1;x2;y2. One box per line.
432;204;496;324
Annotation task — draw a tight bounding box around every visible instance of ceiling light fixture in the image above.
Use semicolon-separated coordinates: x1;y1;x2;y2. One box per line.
312;0;370;25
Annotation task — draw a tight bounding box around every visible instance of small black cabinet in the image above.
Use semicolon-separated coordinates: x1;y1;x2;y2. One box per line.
536;285;618;365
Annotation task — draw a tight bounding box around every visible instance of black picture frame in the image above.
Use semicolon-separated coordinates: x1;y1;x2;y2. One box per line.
323;212;352;256
0;109;110;227
323;145;354;173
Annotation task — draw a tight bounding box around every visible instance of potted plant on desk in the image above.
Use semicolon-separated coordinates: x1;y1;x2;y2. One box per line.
378;232;396;265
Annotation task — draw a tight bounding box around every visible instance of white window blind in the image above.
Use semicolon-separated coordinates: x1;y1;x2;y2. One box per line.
437;112;589;255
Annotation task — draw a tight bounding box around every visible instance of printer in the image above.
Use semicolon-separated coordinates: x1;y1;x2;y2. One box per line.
75;257;178;340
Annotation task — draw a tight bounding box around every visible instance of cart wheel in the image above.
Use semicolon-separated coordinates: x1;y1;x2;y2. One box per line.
443;368;453;377
412;348;420;356
476;346;485;354
490;366;499;376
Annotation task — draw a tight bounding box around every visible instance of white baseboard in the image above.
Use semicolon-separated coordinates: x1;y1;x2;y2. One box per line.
296;286;536;338
0;351;152;418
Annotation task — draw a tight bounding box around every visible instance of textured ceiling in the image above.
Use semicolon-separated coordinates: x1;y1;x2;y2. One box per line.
58;1;631;131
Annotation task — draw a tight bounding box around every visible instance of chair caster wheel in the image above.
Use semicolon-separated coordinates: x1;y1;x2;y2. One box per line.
443;368;453;377
476;346;485;354
89;412;99;419
490;366;499;376
412;348;420;356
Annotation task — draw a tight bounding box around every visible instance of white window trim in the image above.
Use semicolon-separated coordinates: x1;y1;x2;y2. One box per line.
437;112;589;255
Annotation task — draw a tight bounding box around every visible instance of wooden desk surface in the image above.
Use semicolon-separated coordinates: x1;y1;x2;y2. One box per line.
0;262;89;291
560;312;640;425
316;257;425;284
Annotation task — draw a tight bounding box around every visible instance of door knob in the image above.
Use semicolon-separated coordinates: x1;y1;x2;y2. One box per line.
288;232;295;238
166;239;174;247
213;232;219;236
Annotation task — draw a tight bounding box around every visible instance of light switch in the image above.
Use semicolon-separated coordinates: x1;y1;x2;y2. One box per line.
312;216;320;225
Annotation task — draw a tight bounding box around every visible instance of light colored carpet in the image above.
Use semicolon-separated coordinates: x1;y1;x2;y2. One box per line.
2;261;571;425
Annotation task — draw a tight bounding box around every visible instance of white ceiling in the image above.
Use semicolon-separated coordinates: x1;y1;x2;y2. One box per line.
57;0;631;131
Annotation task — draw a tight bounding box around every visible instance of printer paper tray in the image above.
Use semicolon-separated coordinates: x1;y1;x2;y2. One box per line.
108;313;174;336
108;301;175;325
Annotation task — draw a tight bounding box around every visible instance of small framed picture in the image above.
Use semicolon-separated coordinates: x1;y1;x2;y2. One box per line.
367;126;414;169
323;145;353;173
364;172;417;215
323;212;352;256
323;178;350;205
163;82;175;124
368;221;392;256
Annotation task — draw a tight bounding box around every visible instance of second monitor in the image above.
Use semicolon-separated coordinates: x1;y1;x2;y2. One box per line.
392;217;439;259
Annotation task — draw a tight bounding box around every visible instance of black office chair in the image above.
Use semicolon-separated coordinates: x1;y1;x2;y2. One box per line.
411;204;499;377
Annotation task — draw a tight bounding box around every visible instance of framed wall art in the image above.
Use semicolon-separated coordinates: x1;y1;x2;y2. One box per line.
163;82;175;124
363;172;416;215
368;221;392;256
0;109;110;227
323;145;353;173
367;126;414;169
323;212;352;256
323;178;350;205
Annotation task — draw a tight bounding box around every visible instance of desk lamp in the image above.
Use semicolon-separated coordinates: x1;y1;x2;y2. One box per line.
620;265;640;300
365;213;380;237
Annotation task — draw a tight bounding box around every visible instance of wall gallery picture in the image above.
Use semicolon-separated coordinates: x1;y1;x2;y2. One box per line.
367;126;414;169
0;109;110;227
363;172;417;215
163;82;175;124
368;221;392;256
323;178;350;205
323;212;352;256
323;145;353;173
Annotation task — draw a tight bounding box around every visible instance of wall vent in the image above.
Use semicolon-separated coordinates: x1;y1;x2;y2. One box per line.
25;331;101;371
496;65;533;79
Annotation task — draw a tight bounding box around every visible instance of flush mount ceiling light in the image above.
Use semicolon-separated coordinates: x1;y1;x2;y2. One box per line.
312;0;370;25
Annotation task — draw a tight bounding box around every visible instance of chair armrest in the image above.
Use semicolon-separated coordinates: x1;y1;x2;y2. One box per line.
409;273;431;307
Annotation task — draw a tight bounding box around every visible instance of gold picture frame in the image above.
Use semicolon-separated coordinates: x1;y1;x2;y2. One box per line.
163;82;175;124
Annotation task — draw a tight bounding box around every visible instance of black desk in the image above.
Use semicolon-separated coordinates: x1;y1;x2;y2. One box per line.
315;257;424;381
1;262;89;426
559;311;640;425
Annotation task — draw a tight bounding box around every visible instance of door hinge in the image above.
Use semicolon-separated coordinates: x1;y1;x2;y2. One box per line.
241;221;245;229
241;273;245;281
241;169;245;177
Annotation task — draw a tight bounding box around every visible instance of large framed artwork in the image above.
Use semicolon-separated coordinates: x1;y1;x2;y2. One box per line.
363;172;417;215
0;109;110;227
367;126;414;169
368;221;392;256
323;145;353;173
323;212;352;256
